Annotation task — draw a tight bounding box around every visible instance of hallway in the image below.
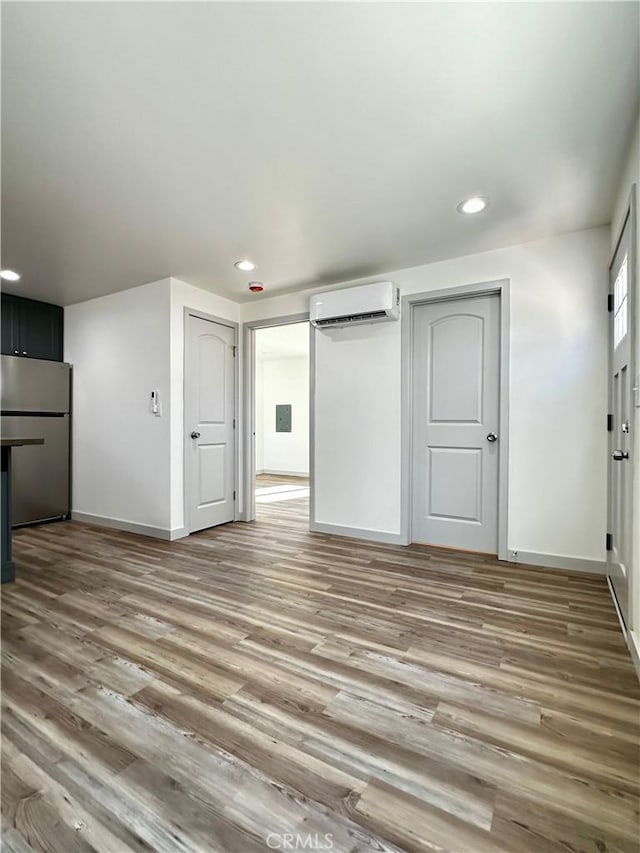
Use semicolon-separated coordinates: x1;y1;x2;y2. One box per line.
255;474;309;527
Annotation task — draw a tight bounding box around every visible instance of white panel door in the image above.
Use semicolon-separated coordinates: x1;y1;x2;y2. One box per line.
608;212;634;628
412;294;500;552
186;314;235;532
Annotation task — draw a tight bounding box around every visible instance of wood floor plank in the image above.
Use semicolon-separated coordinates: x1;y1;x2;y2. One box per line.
2;481;638;852
490;790;638;853
432;700;639;793
353;783;510;853
132;680;367;807
2;739;145;853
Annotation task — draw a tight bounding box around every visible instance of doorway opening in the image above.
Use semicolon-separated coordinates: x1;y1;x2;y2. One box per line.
246;319;311;527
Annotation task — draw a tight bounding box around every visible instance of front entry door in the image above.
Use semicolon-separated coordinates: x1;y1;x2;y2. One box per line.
608;210;634;628
412;294;500;552
186;314;236;533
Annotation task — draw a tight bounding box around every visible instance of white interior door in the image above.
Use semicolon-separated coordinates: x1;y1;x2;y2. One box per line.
186;314;236;533
608;212;634;628
412;293;500;553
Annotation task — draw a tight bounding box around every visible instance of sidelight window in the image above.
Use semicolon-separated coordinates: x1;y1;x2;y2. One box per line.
613;253;628;348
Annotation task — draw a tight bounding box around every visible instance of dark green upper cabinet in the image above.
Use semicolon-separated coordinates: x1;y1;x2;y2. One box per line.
1;294;63;362
1;294;20;356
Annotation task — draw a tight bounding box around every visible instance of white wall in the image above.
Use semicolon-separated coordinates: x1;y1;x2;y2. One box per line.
169;278;239;532
66;225;609;564
611;115;640;640
315;322;399;533
64;279;172;531
257;356;309;476
243;226;610;561
65;275;240;536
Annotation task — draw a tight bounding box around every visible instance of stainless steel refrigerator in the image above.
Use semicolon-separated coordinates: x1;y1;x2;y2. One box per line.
0;355;70;525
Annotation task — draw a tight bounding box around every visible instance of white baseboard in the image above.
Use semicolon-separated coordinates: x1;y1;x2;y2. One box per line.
512;550;605;574
72;511;187;541
606;574;627;636
304;529;608;565
309;521;405;545
169;527;189;541
260;469;309;478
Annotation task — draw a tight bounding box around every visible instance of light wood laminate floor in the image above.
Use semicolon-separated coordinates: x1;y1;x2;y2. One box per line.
255;474;310;526
1;493;639;852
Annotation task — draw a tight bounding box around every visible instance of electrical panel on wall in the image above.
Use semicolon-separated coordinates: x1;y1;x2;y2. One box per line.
276;404;292;432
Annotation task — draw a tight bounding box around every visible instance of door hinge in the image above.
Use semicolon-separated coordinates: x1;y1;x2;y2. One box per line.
608;293;614;312
233;490;236;501
233;418;236;429
232;345;237;357
607;413;613;432
606;533;613;551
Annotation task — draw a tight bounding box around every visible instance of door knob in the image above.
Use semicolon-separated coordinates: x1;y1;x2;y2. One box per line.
190;431;201;439
612;450;629;460
486;432;498;443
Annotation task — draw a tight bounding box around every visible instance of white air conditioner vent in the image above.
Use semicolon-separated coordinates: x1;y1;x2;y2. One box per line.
310;282;399;328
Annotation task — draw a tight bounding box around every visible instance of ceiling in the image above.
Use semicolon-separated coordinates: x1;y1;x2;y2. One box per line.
256;323;309;362
2;2;638;307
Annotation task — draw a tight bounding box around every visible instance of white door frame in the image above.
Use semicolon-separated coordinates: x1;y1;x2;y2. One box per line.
242;313;315;525
607;184;637;637
183;307;240;535
401;280;511;559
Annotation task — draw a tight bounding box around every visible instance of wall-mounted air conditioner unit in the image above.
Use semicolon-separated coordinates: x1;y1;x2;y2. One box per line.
310;281;399;328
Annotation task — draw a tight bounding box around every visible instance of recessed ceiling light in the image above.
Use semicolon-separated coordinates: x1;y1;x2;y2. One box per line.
457;197;488;215
234;259;255;272
0;269;21;281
